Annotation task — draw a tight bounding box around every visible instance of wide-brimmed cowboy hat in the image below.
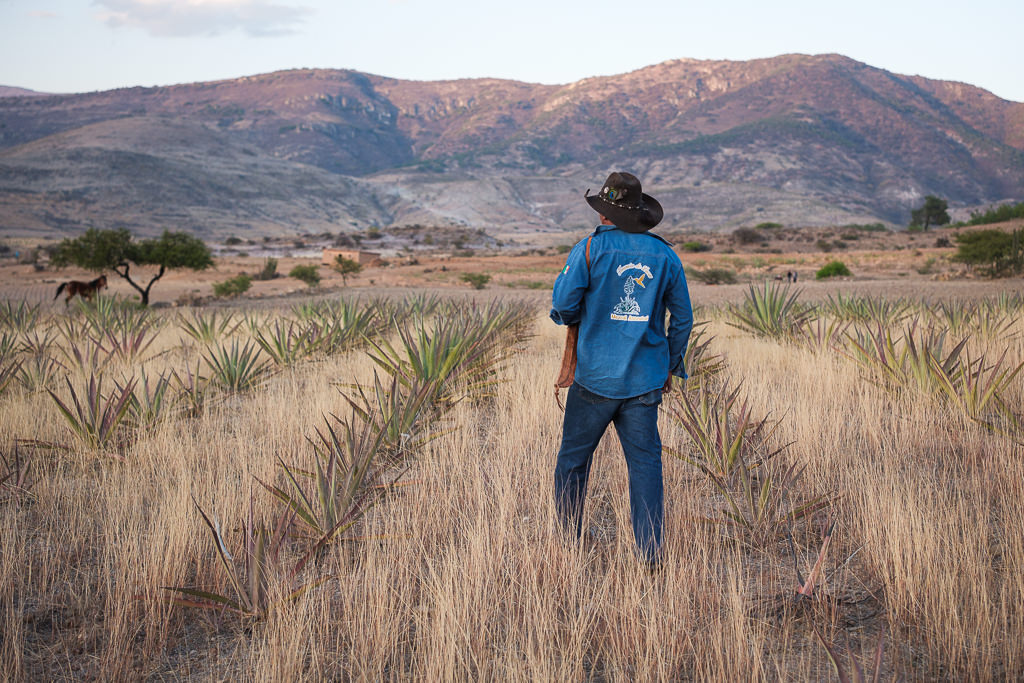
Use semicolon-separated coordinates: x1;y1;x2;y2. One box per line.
585;171;663;233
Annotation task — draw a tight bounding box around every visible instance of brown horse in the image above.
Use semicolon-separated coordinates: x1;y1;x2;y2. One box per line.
54;274;107;305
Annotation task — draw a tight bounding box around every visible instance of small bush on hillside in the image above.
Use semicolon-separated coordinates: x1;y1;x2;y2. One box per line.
681;241;712;253
816;261;852;279
289;264;321;287
254;257;278;281
213;274;252;298
815;239;834;252
965;201;1024;226
755;222;783;230
461;272;491;290
733;228;763;245
689;267;737;285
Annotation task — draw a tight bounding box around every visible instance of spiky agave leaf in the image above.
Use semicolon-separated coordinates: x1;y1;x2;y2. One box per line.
47;374;136;455
728;281;813;341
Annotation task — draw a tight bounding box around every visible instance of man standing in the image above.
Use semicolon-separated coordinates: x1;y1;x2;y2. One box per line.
550;172;693;568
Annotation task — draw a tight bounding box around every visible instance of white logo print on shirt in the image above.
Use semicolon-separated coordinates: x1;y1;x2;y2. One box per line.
611;263;653;322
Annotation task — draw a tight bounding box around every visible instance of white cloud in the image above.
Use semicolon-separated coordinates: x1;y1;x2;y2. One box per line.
95;0;311;37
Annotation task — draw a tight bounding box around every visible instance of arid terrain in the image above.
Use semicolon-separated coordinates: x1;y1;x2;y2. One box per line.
1;221;1020;307
3;54;1023;238
1;220;1023;680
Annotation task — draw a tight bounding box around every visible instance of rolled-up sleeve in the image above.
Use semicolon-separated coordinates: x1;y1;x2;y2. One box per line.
550;240;590;326
665;264;693;378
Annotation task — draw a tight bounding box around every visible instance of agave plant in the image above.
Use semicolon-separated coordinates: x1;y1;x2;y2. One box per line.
306;300;381;356
176;309;242;344
795;316;851;355
18;327;59;358
843;322;967;397
257;410;409;545
162;496;330;619
253;319;319;366
76;295;153;336
47;374;136;456
367;313;511;408
929;349;1024;428
171;361;208;417
58;337;116;373
728;281;813;341
665;380;786;481
16;355;65;393
0;356;21;396
391;293;442;319
681;321;727;383
823;293;913;327
118;368;176;430
705;452;830;546
201;339;273;393
97;321;160;364
0;332;17;358
0;300;42;333
343;371;443;460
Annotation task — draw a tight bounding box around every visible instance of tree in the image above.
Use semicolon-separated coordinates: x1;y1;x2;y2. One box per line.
910;195;950;231
331;255;362;286
51;228;212;306
951;228;1024;277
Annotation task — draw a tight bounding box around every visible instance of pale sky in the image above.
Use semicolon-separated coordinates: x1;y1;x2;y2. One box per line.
1;0;1022;102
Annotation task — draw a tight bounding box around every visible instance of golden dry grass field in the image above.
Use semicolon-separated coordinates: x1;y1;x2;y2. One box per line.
1;239;1023;680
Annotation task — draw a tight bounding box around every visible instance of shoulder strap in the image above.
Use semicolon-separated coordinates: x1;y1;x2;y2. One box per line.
554;234;595;404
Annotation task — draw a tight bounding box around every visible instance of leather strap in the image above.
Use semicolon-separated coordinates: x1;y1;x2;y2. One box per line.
554;236;592;408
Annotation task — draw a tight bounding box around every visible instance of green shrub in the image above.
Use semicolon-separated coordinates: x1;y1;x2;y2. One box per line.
254;257;278;281
681;241;712;253
816;261;852;279
289;264;321;287
815;239;834;252
732;228;763;245
965;202;1024;226
212;274;252;298
755;222;783;230
460;272;491;290
843;222;888;232
952;228;1024;277
689;267;737;285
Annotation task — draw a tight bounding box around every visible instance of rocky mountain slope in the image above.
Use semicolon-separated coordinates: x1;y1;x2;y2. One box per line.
1;54;1022;239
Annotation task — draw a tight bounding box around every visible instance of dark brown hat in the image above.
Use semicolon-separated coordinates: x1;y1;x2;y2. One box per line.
585;171;664;233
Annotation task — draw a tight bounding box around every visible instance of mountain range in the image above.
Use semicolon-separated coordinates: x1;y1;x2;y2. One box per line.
1;53;1023;240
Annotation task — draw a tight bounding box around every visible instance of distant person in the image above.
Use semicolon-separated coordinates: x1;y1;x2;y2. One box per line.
550;172;693;569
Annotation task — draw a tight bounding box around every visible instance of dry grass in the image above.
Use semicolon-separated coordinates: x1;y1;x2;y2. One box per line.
1;287;1023;681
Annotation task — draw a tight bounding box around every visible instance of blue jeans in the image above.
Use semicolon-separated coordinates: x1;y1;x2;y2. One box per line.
554;382;664;564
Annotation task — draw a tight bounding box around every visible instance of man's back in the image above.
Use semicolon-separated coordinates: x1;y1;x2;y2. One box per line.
551;224;692;399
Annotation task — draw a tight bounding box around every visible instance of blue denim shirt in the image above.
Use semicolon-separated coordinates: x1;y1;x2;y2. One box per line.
551;224;693;399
